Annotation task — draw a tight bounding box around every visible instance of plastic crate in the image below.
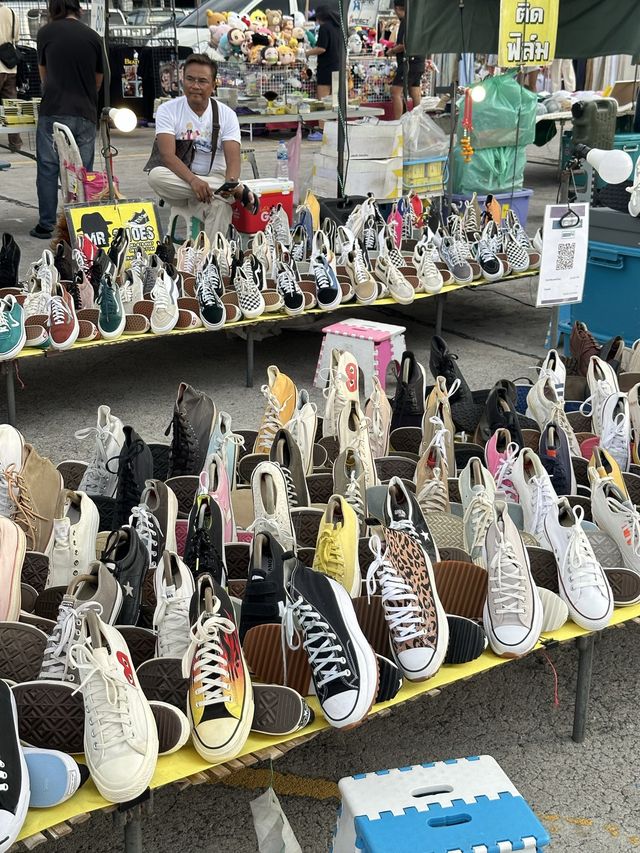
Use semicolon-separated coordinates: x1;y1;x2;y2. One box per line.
402;156;447;197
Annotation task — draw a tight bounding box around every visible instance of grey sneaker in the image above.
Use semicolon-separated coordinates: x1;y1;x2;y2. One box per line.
440;236;473;284
483;501;542;657
333;448;367;534
460;457;496;568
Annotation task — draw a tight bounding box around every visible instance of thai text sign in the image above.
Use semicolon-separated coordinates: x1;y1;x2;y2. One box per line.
498;0;559;67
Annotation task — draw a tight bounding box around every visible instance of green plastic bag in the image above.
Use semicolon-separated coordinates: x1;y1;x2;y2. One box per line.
457;73;538;150
452;145;528;195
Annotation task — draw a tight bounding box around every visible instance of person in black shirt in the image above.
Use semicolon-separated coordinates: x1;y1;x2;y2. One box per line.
388;0;425;120
30;0;104;238
305;5;341;141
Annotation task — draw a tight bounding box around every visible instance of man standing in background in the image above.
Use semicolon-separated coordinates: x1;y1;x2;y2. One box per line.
0;2;22;151
30;0;103;239
387;0;425;120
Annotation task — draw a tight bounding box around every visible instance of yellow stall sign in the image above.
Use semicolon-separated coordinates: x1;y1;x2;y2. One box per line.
498;0;559;67
65;199;161;263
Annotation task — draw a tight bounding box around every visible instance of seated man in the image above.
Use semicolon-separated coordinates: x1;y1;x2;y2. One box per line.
146;53;256;238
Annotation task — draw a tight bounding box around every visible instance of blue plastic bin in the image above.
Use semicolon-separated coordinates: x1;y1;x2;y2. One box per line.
559;240;640;347
450;188;533;227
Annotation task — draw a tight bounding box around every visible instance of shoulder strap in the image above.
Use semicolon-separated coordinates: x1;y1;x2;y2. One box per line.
10;9;16;42
208;98;221;173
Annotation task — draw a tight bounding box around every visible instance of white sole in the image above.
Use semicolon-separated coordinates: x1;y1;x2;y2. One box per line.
395;559;449;681
389;290;415;305
483;583;543;657
317;292;342;311
165;488;179;553
201;316;226;331
99;314;126;340
326;579;378;728
5;526;26;622
538;587;569;633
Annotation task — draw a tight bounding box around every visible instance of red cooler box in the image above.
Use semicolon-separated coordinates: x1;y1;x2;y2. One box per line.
232;178;294;234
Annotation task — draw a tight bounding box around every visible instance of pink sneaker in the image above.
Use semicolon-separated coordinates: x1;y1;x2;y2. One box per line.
485;428;520;502
204;454;237;544
580;435;600;460
0;517;26;621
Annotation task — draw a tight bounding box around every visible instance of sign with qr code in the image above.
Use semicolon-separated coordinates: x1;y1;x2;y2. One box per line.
536;203;589;307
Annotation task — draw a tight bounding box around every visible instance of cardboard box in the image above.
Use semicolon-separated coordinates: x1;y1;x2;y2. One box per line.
311;152;403;200
321;118;403;160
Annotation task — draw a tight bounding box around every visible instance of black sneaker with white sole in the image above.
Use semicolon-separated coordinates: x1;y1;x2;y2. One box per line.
183;493;227;585
101;525;149;625
239;531;286;642
251;684;314;735
390;351;426;430
287;560;377;729
0;681;30;851
290;224;307;262
383;477;439;564
275;260;305;315
312;253;341;310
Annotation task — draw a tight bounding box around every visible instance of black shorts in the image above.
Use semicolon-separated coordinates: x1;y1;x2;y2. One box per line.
316;68;334;87
392;57;425;88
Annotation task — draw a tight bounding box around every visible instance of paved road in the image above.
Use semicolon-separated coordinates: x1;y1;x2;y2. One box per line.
4;130;636;851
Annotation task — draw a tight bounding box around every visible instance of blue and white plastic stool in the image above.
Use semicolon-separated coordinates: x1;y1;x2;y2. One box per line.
332;755;550;853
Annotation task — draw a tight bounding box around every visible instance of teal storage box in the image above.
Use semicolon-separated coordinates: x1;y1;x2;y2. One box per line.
562;240;640;346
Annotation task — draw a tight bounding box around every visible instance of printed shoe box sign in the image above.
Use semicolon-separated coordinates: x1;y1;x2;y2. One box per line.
65;200;161;263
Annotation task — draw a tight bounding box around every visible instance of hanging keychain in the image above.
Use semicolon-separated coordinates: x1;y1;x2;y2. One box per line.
460;87;474;163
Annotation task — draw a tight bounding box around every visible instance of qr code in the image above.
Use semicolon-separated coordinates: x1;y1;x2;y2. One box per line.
556;242;575;271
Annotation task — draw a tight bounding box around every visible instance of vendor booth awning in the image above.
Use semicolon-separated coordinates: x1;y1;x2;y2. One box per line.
406;0;640;59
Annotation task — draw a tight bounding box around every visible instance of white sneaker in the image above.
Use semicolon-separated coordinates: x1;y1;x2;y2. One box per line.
49;490;100;588
285;389;317;476
627;158;640;217
581;355;619;436
176;231;209;277
323;348;359;439
460;457;496;568
374;254;414;305
628;340;640;374
251;460;296;552
526;375;581;455
415;250;444;294
510;448;557;547
70;611;158;803
591;478;640;593
337;400;378;489
153;551;195;658
24;250;57;319
539;349;566;402
599;392;631;472
269;203;291;247
0;424;24;518
150;269;179;333
76;405;125;497
483;500;542;657
234;268;265;319
364;374;392;459
544;499;613;631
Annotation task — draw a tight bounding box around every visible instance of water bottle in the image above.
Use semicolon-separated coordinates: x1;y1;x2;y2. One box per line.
276;140;289;180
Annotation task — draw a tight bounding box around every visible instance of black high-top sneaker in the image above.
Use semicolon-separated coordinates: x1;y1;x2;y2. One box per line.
183;493;227;585
166;382;216;478
0;682;29;849
102;525;150;624
286;559;377;729
390;351;426;431
112;427;154;529
429;335;483;433
239;532;286;642
0;233;20;287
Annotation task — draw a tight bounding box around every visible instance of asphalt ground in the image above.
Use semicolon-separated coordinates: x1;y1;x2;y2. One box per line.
3;126;638;851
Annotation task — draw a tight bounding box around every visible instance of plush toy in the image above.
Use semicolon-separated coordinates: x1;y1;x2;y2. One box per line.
249;9;267;29
206;10;226;26
281;16;293;38
265;9;283;32
248;44;263;64
277;44;296;65
262;45;279;64
226;12;246;30
293;11;305;27
291;26;305;43
209;23;231;48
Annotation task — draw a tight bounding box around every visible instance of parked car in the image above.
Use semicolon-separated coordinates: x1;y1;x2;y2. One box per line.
126;8;188;28
150;0;305;51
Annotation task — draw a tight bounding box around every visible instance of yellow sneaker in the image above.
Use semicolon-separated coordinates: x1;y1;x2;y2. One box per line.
588;446;629;498
313;494;361;597
254;365;297;454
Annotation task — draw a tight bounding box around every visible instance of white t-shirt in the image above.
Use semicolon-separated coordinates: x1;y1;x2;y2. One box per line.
155;96;241;176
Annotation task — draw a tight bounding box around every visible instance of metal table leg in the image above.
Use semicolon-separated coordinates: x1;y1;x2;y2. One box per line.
4;362;16;427
123;814;143;853
434;294;446;338
572;634;595;743
246;328;255;388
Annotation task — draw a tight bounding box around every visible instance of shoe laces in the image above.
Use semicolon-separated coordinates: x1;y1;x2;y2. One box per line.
70;643;138;756
196;271;221;308
366;534;429;643
443;239;466;266
185;607;237;708
269;209;290;245
494;442;520;501
130;251;148;279
129;505;160;565
351;243;369;284
6;466;46;550
179;246;197;275
562;506;607;592
602;410;629;458
155;589;191;658
316;528;345;582
345;471;365;523
488;533;527;615
151;278;172;311
463;492;495;553
235;273;261;308
276;265;299;297
417;470;448;514
477;238;497;265
0;461;17;517
284;596;350;689
549;404;579;453
49;294;73;327
281;465;298;508
463;202;479;233
166;410;197;474
41;600;102;681
72;247;89;274
529;475;556;535
256;385;287;453
75;424;114;494
425;414;450;460
313;259;334;290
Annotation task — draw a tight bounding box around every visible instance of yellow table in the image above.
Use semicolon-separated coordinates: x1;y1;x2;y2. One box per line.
17;602;640;850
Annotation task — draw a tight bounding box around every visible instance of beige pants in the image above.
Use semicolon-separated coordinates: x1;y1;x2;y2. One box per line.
550;59;576;93
148;166;233;240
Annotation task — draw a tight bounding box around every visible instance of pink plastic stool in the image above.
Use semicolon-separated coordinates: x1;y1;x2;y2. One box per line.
314;318;406;397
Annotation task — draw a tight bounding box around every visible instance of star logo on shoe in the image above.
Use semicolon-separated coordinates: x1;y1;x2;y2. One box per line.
123;581;134;597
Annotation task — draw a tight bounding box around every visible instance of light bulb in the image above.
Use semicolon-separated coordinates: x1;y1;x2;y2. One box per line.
470;85;486;103
108;107;137;133
586;148;633;184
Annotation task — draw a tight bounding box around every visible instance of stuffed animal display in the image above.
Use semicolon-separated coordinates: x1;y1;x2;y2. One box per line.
207;6;315;65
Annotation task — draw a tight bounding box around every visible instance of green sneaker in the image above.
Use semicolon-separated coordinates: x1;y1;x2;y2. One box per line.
0;295;25;359
97;274;125;340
